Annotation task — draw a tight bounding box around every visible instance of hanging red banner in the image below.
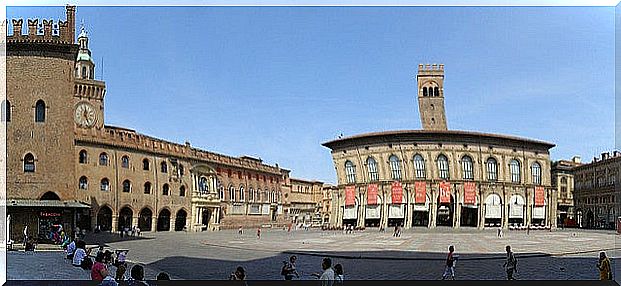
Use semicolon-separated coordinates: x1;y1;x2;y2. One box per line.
345;186;356;207
464;182;476;205
439;181;451;204
535;186;545;207
367;184;378;205
415;181;426;204
391;181;403;204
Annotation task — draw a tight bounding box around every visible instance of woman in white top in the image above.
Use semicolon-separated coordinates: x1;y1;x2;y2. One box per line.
334;264;344;286
72;240;92;268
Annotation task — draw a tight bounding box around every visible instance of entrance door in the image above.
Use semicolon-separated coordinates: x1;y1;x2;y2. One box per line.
436;196;454;227
271;209;277;222
460;207;478;227
97;206;113;231
157;209;171;231
412;211;429;227
175;210;187;231
118;207;133;231
201;209;211;228
138;208;153;231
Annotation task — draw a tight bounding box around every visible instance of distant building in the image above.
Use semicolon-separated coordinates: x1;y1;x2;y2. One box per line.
551;156;582;226
573;151;621;229
323;64;556;230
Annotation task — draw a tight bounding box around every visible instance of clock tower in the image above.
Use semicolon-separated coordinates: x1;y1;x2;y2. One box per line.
74;23;105;130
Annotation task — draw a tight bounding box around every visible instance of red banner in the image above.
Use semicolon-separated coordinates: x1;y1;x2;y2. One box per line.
415;181;426;204
439;182;451;204
367;184;378;205
345;186;356;207
535;186;545;207
391;181;403;204
464;182;476;205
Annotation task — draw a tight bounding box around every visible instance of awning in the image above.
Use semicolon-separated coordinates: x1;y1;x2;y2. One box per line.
6;199;90;208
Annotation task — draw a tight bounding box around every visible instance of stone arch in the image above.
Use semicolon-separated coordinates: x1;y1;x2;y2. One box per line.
96;205;113;231
138;207;153;231
508;194;526;226
118;206;134;231
157;208;172;231
40;191;60;200
175;208;188;231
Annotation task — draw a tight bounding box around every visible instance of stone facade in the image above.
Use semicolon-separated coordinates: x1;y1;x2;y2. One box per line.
323;65;556;230
417;64;447;131
6;6;299;239
573;151;621;229
287;178;323;225
551;157;582;226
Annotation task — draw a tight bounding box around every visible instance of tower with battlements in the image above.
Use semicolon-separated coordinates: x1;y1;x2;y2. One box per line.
417;63;447;131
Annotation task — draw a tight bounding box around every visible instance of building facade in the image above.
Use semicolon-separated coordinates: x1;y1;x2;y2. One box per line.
323;64;556;230
283;178;324;225
6;7;298;240
551;157;582;227
573;151;621;229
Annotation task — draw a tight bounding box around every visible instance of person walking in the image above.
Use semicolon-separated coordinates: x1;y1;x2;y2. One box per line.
503;245;518;280
22;225;28;246
312;257;335;286
497;227;502;238
442;245;457;280
334;264;344;286
282;255;300;280
257;227;261;239
597;251;612;280
238;226;243;236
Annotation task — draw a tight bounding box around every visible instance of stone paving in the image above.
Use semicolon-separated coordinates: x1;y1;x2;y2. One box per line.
7;228;621;280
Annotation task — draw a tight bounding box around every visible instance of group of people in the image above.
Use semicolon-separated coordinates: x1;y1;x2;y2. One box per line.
62;237;170;285
119;226;141;238
230;255;344;285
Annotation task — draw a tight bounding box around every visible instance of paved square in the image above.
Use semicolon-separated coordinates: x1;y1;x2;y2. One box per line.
7;228;620;280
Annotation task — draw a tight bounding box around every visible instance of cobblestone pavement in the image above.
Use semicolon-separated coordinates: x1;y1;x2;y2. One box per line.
8;228;621;280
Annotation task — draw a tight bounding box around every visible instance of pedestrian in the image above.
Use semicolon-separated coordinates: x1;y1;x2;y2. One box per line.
311;257;335;286
257;227;261;239
23;225;28;246
288;223;292;233
229;266;246;280
131;226;136;237
72;240;93;270
114;250;128;281
136;227;141;237
66;238;76;259
442;245;457;280
503;245;518;280
91;252;109;281
127;265;149;286
156;272;171;280
393;225;398;237
238;226;243;236
334;263;344;286
497;227;502;238
597;251;612;280
282;255;300;280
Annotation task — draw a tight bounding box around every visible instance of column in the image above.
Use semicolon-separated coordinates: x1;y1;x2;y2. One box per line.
358;188;366;228
151;216;158;232
430;186;437;228
111;215;118;232
479;204;486;230
454;187;461;229
132;216;138;229
169;216;175;232
405;187;412;229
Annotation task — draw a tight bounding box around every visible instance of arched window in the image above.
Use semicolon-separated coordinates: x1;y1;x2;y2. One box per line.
99;153;108;166
82;66;87;79
249;188;255;202
100;178;110;191
560;177;567;184
23;153;35;172
367;157;379;181
79;176;88;190
486;158;498;181
423;87;428;96
434;87;439;96
437;154;449;179
532;162;542;185
239;186;245;202
180;185;186;197
121;156;129;168
163;184;170;196
199;177;209;193
389;155;402;180
272;191;277;203
229;185;235;201
142;158;150;171
179;164;185;176
79;150;88;164
413;154;426;179
461;155;474;180
161;162;168;173
2;100;11;122
144;182;152;194
122;180;131;193
219;186;224;200
35;100;45;122
510;159;521;183
345;161;356;184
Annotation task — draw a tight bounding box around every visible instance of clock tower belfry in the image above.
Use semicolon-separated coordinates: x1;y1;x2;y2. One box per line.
73;23;106;130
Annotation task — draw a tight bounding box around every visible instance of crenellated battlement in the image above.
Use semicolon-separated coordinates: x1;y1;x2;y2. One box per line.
417;63;445;76
7;6;75;45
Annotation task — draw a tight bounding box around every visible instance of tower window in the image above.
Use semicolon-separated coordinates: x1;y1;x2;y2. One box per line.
163;184;170;196
434;87;439;96
100;178;110;191
144;182;152;194
35;100;46;122
423;87;428;96
143;158;150;171
79;150;88;164
24;153;35;172
122;180;131;193
121;156;129;168
82;66;87;79
79;176;88;190
2;100;11;122
99;153;109;166
180;185;186;197
161;161;168;173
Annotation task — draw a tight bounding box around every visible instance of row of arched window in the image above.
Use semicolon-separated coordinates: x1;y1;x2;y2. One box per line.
422;87;440;97
79;150;185;176
78;176;186;196
223;185;281;203
345;154;542;185
1;100;45;123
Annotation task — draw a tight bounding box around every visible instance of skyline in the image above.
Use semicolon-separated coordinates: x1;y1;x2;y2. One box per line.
7;6;615;184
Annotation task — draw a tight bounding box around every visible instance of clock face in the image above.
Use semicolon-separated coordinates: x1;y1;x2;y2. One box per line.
74;102;97;128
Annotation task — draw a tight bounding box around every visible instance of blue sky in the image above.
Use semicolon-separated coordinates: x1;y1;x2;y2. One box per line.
8;6;615;184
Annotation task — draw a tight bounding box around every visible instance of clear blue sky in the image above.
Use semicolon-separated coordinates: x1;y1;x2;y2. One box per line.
8;6;615;184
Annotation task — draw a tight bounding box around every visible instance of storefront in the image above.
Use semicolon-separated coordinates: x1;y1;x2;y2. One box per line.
7;199;90;243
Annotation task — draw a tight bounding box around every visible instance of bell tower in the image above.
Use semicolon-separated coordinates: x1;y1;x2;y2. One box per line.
417;63;447;130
